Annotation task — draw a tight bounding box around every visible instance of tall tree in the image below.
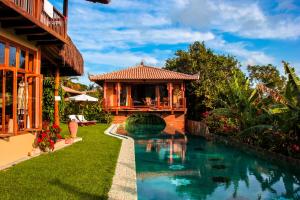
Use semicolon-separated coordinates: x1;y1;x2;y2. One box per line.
247;64;286;90
165;41;244;120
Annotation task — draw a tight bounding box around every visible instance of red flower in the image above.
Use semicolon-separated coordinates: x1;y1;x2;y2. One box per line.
292;144;300;152
202;111;209;118
57;134;62;139
41;133;47;138
52;124;59;129
37;138;42;143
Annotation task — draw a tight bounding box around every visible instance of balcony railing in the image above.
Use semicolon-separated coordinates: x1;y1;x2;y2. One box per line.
102;98;187;111
10;0;66;38
12;0;35;15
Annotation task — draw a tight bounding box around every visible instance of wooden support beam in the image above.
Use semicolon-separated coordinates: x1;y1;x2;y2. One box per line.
54;67;60;126
0;10;19;18
0;16;22;20
27;34;54;41
1;20;33;28
37;40;61;45
15;28;45;35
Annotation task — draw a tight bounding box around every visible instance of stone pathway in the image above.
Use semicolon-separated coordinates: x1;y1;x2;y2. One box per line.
105;124;137;200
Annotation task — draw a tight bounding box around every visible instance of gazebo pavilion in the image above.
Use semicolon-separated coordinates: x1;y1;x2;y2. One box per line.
89;62;198;133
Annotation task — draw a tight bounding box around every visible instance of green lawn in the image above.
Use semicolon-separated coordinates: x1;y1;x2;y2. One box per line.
0;124;121;200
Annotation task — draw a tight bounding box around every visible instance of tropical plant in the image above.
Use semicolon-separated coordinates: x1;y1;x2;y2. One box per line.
42;77;66;123
247;64;286;90
165;41;242;119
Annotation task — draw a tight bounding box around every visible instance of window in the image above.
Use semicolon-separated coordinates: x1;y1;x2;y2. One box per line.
0;38;40;135
0;42;4;65
9;46;16;67
19;50;26;69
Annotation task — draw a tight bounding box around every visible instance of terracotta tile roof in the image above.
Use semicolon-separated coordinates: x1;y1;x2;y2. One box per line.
89;64;199;81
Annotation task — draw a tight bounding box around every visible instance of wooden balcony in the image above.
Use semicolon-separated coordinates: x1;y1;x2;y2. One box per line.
0;0;67;44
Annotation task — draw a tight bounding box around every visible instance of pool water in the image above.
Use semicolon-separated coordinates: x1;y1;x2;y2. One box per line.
133;133;300;200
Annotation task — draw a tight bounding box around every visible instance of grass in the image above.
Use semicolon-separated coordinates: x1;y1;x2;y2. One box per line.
0;124;121;200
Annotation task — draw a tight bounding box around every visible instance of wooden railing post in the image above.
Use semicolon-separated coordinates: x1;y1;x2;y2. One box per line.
35;0;41;20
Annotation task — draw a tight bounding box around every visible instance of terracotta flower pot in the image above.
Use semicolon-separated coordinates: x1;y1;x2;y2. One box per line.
68;120;78;138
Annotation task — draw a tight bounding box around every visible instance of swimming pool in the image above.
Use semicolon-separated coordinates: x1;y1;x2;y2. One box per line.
133;133;300;200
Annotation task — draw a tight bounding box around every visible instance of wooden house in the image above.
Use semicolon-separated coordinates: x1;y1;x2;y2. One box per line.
0;0;107;166
89;62;198;133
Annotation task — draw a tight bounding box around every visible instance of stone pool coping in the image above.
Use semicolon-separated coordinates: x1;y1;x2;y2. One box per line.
105;124;137;200
0;137;82;171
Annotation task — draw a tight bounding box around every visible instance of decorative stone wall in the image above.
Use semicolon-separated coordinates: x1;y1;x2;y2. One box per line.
112;113;186;134
162;113;185;133
185;120;210;138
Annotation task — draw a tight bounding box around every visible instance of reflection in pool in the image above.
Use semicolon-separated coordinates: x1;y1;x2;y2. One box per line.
134;133;300;200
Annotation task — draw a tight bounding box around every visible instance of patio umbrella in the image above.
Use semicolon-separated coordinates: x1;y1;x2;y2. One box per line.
68;94;98;102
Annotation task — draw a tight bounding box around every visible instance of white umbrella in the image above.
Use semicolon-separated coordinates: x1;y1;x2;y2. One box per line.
68;94;98;102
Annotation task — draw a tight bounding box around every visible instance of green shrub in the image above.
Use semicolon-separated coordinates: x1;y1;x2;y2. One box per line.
62;101;112;124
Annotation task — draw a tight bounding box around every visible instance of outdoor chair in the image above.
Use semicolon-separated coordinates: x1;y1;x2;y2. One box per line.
76;115;97;125
68;115;87;126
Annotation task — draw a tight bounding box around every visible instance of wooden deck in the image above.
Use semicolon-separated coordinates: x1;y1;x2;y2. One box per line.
0;0;67;44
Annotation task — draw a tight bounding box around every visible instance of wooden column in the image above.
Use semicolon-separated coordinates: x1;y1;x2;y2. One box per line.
115;82;121;115
126;85;131;107
103;82;107;109
54;67;60;126
181;82;185;108
1;72;6;134
117;82;121;107
155;85;160;107
168;83;173;111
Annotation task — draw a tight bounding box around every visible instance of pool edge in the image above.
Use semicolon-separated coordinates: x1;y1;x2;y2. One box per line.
105;124;137;200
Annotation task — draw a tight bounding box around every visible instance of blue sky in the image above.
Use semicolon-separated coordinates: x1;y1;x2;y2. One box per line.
51;0;300;84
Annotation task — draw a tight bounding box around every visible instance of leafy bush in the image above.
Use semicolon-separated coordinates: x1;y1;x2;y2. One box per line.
125;113;166;134
62;101;112;124
42;78;65;123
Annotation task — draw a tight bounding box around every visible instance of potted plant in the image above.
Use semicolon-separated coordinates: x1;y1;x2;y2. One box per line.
36;124;62;152
68;119;78;138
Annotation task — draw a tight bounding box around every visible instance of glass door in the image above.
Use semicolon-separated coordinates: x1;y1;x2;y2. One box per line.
24;74;42;130
0;70;15;134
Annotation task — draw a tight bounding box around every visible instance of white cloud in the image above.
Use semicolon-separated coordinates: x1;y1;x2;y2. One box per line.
171;0;300;39
83;51;159;67
275;0;299;11
207;38;275;66
60;0;295;82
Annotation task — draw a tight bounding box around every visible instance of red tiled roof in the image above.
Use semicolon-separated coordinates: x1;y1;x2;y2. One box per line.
89;64;198;81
